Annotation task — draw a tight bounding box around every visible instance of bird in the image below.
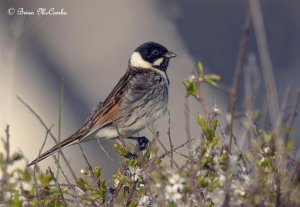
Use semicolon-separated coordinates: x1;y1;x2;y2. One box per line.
27;42;176;166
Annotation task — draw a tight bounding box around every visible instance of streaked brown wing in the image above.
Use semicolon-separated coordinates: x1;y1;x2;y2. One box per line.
77;68;133;137
27;68;134;167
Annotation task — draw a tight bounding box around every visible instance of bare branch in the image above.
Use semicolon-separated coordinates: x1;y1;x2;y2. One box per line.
77;143;93;173
167;110;174;167
228;8;252;152
17;95;77;181
96;139;118;169
48;167;68;207
249;0;280;125
53;156;82;206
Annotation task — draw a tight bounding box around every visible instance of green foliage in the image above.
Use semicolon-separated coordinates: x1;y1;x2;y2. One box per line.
1;61;300;207
183;79;198;97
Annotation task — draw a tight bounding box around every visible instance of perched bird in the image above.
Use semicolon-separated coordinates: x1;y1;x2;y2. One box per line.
28;42;176;166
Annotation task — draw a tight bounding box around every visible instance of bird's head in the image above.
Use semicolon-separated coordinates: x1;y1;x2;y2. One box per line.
129;42;176;71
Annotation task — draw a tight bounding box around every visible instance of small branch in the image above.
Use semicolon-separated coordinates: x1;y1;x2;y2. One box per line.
109;182;123;207
113;120;125;147
184;96;193;158
158;139;194;160
77;143;93;173
194;82;210;126
286;90;300;128
125;180;138;207
33;127;53;207
48;167;68;207
17;95;77;181
4;125;10;164
52;156;82;206
34;126;54;170
272;85;291;142
96;139;118;169
228;8;252;152
167;110;174;167
147;129;179;168
249;0;280;125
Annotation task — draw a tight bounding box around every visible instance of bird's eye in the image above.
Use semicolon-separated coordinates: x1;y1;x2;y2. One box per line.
151;49;159;56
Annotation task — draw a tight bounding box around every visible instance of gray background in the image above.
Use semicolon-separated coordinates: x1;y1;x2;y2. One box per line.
1;0;299;180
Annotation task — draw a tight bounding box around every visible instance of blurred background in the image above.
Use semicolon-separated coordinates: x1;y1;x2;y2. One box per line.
1;0;300;180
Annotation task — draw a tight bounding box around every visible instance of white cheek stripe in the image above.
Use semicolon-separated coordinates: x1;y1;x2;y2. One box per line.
153;57;164;66
130;52;151;68
129;52;168;84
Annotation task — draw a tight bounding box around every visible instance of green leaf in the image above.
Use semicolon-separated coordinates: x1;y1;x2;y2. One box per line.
128;201;138;207
210;119;218;131
11;152;23;162
113;144;132;157
196;61;204;77
22;169;31;182
183;79;198;97
196;176;207;187
93;167;102;179
204;74;221;82
11;192;23;207
208;179;220;191
197;114;208;134
99;180;106;198
204;78;218;87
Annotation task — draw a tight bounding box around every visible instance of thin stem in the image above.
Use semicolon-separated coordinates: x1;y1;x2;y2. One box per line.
17;95;77;181
167;110;174;167
249;0;280;125
228;8;252;152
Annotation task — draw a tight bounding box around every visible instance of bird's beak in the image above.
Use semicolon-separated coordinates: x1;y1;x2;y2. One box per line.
165;51;177;59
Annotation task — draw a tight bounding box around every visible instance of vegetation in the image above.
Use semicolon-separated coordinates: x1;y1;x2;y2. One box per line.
1;61;300;206
1;1;300;206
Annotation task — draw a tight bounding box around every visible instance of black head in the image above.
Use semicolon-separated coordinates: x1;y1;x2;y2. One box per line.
129;42;176;71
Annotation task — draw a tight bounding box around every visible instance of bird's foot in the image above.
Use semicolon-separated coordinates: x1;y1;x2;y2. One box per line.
136;136;149;150
127;136;149;151
125;152;137;159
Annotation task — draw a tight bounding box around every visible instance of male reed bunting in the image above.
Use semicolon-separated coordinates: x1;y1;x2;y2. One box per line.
28;42;176;166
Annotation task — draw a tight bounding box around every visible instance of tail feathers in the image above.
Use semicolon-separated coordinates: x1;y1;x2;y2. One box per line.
27;129;88;167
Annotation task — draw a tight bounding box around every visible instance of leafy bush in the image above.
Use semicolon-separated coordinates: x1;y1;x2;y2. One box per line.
1;62;300;207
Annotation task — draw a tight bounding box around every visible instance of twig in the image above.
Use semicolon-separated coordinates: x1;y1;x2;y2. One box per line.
147;126;179;168
48;167;68;207
194;85;210;126
125;180;138;207
77;143;103;197
228;8;252;152
17;95;77;181
4;125;10;164
158;139;194;159
249;0;280;126
113;120;125;147
109;182;123;207
184;96;193;158
33;127;53;207
96;139;118;169
147;129;179;168
232;135;248;172
274;85;291;131
77;143;93;173
286;90;300;128
19;16;45;43
53;156;82;206
34;126;54;170
167;110;174;167
245;113;262;141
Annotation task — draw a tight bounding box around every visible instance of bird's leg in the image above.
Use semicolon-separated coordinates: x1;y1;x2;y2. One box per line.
113;120;126;147
116;136;126;147
127;136;149;151
122;136;149;159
